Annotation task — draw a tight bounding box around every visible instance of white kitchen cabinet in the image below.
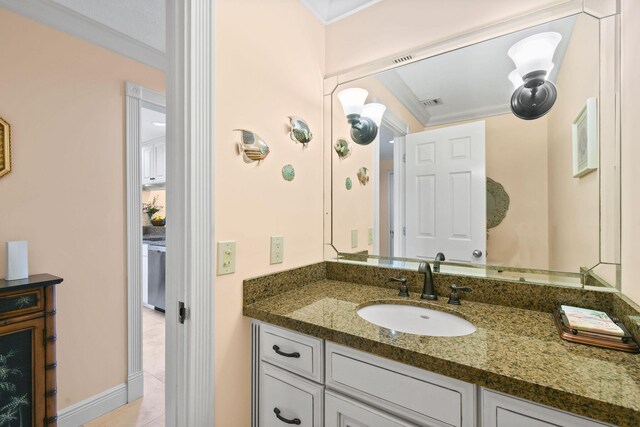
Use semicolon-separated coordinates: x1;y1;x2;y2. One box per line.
260;363;323;427
142;138;166;185
325;390;418;427
481;389;611;427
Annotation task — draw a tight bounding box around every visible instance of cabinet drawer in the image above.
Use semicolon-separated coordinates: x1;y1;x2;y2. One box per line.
326;390;418;427
0;288;44;320
260;363;323;427
482;389;611;427
260;323;323;383
326;343;476;427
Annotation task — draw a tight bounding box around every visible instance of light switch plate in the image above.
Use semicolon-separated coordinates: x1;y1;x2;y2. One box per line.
270;236;284;264
351;229;358;248
368;228;373;245
217;241;236;275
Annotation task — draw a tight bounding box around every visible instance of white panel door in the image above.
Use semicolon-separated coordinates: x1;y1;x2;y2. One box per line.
405;121;486;263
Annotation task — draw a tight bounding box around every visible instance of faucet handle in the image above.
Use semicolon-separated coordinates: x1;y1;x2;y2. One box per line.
389;277;409;297
448;285;472;305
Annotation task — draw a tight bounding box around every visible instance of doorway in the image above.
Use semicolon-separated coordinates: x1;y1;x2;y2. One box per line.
375;116;409;259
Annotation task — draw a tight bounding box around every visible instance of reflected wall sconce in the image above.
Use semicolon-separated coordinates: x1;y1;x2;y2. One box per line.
508;32;561;120
337;88;386;145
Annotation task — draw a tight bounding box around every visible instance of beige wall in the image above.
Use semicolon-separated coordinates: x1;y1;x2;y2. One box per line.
379;159;394;256
621;0;640;304
214;0;325;425
0;9;164;409
484;115;550;269
547;15;600;272
142;188;167;219
325;0;569;75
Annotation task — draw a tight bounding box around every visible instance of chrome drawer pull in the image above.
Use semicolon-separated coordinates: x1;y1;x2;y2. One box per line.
272;345;300;358
273;407;301;425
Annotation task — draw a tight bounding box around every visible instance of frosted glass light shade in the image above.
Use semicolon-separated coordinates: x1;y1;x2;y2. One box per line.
508;32;561;78
508;70;524;89
337;88;368;116
361;103;386;126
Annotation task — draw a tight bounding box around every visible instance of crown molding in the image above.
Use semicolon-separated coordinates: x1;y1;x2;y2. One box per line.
0;0;165;70
299;0;383;25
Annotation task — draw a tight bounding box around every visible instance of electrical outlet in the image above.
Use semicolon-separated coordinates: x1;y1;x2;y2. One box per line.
217;241;236;275
368;228;373;245
351;229;358;248
270;236;284;264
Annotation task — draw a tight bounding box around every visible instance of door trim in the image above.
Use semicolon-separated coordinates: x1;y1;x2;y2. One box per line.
124;81;166;402
166;0;215;425
387;171;394;256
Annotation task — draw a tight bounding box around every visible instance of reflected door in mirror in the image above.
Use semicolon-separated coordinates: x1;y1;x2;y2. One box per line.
405;121;486;263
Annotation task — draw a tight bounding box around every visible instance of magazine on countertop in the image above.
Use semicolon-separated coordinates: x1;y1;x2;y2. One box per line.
560;305;625;337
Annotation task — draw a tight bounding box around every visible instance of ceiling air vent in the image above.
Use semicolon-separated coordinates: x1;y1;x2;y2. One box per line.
392;54;413;64
420;98;444;108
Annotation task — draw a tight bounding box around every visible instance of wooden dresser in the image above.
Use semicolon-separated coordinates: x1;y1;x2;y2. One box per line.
0;274;62;426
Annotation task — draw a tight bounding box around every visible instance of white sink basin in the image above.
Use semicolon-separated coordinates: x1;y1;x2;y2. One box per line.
357;304;476;337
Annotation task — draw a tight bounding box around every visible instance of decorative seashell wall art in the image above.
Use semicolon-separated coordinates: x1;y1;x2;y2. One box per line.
357;167;369;185
282;164;295;181
345;177;352;190
235;129;270;163
289;116;312;144
334;138;351;159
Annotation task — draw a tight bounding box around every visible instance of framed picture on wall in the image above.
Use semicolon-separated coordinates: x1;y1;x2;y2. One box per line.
572;97;598;178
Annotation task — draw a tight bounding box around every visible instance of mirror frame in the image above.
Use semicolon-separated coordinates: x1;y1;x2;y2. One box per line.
322;0;621;289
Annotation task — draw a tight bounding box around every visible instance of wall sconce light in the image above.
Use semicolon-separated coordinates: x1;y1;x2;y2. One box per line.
337;88;386;145
508;32;561;120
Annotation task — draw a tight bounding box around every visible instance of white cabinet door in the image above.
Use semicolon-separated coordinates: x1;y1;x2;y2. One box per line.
325;391;418;427
153;140;166;183
141;144;154;185
260;363;323;427
482;389;611;427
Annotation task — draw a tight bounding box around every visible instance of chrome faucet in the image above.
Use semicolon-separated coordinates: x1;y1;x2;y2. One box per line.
418;261;437;300
434;252;445;272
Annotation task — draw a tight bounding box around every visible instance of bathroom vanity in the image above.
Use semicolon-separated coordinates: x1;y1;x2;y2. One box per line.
244;262;640;427
244;1;635;425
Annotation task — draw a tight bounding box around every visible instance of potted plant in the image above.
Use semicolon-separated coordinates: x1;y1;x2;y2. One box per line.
143;196;163;226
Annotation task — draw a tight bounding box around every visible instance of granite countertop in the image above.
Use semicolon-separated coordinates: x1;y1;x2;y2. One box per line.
244;279;640;426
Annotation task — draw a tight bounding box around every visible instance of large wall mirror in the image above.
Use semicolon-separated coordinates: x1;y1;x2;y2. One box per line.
325;4;620;289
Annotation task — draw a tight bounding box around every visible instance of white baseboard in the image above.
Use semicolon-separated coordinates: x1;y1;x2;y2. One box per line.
128;371;144;402
58;383;128;427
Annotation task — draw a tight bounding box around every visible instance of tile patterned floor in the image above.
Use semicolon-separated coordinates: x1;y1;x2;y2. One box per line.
84;307;165;426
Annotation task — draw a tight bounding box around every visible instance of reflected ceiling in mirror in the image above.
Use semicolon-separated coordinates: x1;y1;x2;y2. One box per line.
328;13;620;289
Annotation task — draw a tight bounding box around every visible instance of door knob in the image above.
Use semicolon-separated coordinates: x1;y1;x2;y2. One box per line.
472;250;483;258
